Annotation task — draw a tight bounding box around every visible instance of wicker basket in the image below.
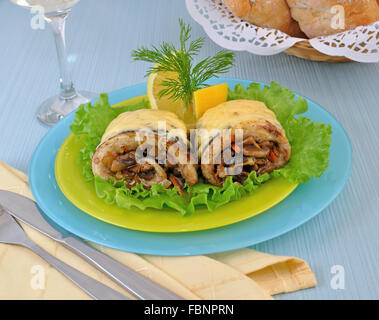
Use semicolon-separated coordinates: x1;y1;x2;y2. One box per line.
284;40;351;63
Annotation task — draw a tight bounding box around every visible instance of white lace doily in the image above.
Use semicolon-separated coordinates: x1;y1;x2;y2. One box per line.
186;0;379;63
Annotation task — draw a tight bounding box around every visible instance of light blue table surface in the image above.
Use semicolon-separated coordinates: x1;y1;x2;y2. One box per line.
0;0;378;300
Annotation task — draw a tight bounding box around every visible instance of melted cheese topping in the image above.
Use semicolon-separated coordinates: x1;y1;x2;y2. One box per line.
101;109;188;143
197;99;283;131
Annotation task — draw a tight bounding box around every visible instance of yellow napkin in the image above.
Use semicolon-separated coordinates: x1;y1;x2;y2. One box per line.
0;161;316;300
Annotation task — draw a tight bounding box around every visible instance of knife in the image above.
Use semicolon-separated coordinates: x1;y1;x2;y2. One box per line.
0;190;182;300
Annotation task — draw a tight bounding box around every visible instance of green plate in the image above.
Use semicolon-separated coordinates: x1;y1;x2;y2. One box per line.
55;96;298;233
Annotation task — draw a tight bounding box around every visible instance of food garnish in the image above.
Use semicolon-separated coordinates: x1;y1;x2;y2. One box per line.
147;68;195;126
132;19;235;114
193;83;228;120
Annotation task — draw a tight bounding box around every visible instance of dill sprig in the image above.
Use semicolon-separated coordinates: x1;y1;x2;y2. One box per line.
132;19;235;107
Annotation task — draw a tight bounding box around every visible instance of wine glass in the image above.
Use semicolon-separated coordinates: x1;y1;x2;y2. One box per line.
11;0;97;125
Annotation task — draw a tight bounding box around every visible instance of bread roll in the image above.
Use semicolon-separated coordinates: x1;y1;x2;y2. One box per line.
287;0;379;38
222;0;305;37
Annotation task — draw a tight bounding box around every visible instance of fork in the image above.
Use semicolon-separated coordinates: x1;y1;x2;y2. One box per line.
0;208;129;300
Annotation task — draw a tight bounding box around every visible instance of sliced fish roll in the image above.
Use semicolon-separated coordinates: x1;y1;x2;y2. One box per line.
197;100;291;186
92;109;198;192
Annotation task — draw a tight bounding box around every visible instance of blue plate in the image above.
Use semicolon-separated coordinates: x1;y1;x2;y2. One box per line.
29;78;352;256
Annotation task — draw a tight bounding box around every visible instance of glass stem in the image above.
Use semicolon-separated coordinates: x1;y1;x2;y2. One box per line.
47;13;77;100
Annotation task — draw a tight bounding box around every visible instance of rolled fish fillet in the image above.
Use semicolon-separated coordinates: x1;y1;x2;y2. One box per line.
92;109;198;192
197;100;291;186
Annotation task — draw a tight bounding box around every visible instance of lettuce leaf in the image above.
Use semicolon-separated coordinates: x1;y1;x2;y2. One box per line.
277;117;332;183
70;82;332;215
95;172;271;215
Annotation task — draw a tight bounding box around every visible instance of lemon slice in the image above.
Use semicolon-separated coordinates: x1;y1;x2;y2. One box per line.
147;69;196;128
193;83;228;120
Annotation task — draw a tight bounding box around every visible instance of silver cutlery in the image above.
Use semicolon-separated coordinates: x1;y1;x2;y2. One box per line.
0;190;182;300
0;208;129;300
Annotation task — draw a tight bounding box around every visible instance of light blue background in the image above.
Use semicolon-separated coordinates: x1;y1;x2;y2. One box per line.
0;0;378;300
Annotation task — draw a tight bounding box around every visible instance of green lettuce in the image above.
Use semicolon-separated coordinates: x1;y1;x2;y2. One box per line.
70;82;332;215
94;172;272;215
